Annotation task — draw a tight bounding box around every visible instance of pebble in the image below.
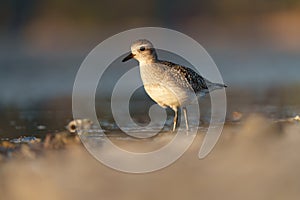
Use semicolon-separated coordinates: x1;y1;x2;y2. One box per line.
37;125;47;130
294;115;300;121
66;119;93;134
232;111;243;122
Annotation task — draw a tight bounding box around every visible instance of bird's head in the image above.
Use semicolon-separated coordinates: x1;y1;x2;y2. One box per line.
122;39;157;63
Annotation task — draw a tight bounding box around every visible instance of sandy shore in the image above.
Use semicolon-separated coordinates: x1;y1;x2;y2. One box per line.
1;114;300;200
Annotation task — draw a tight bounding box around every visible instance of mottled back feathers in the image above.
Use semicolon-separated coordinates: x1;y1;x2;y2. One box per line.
157;60;210;94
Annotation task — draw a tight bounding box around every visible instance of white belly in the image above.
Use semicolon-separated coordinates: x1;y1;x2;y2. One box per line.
140;64;195;109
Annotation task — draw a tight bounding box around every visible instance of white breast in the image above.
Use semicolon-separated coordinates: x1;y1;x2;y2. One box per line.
139;63;195;108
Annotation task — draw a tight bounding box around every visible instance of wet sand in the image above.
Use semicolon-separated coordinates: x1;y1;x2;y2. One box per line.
1;114;300;200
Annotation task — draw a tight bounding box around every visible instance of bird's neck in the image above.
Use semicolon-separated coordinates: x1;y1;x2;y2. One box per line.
138;58;157;65
138;50;158;65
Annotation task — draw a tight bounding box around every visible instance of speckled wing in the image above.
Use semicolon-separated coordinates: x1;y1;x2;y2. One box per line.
158;60;209;94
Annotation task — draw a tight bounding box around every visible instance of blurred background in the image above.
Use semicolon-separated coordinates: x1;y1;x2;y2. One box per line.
0;0;300;136
1;1;300;200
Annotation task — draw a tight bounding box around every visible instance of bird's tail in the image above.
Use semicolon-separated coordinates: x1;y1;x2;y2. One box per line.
206;81;227;92
212;83;227;89
196;81;227;98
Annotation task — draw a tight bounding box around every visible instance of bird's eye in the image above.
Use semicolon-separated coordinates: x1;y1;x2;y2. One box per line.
140;46;145;51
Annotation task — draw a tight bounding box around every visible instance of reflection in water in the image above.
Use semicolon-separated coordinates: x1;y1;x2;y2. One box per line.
1;91;300;139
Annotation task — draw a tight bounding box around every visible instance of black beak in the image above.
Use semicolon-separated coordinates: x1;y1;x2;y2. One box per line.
122;53;134;62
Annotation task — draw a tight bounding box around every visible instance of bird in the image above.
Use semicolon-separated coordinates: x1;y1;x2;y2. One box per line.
122;39;226;131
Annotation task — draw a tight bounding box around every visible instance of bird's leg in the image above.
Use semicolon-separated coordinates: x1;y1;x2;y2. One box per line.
172;107;178;132
183;107;189;131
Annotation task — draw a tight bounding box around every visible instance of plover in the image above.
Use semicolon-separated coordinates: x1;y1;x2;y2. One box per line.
122;39;226;131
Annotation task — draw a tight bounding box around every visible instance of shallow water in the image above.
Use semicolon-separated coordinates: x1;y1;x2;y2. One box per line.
0;90;300;139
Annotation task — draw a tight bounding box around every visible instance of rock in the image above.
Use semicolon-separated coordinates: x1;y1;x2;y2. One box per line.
232;111;243;122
